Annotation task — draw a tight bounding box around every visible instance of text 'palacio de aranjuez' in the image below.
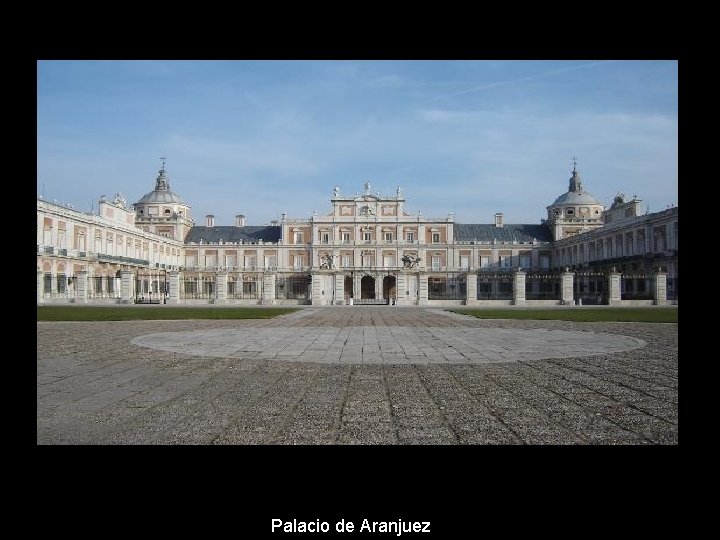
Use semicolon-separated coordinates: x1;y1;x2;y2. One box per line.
36;163;678;306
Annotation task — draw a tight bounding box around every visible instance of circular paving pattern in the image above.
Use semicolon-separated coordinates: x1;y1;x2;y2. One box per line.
131;326;645;364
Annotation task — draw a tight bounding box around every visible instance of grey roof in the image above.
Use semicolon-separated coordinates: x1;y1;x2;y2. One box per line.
454;223;553;243
550;190;600;206
185;226;282;244
136;190;186;204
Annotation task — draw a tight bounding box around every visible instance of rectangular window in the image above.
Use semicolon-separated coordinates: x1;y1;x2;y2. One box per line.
384;232;393;243
432;233;440;243
460;256;470;270
341;256;350;268
321;232;330;244
264;255;277;268
519;255;531;268
294;256;303;270
480;256;490;269
383;256;394;268
406;232;414;243
244;256;257;269
364;232;372;243
294;232;304;244
432;257;440;271
342;232;350;244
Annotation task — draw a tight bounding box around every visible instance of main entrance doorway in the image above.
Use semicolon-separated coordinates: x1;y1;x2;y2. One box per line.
383;275;396;302
361;275;375;299
344;275;353;302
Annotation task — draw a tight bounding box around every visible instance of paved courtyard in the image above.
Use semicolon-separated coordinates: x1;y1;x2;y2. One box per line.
37;307;678;444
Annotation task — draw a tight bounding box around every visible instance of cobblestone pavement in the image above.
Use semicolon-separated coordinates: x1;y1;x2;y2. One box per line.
37;307;678;445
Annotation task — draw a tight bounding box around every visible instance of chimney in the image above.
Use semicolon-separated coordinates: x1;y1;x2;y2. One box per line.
206;214;215;227
494;212;504;228
235;214;246;227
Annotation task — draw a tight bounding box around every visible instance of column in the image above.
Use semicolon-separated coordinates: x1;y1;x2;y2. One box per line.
513;269;526;306
465;272;477;306
334;273;344;305
215;271;227;304
376;273;383;301
75;271;88;304
50;266;58;296
37;269;44;304
418;272;429;305
167;271;180;304
654;269;667;305
120;270;133;304
396;272;408;306
262;273;276;305
561;268;575;305
311;273;324;305
608;268;621;305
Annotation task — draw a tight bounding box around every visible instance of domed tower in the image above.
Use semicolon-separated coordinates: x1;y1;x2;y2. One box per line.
133;162;193;240
546;160;604;240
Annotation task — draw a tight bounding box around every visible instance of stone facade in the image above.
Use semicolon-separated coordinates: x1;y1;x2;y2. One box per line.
37;165;678;306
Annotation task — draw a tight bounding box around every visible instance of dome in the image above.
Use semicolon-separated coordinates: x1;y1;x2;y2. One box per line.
135;167;185;205
551;190;600;206
548;166;600;207
137;189;185;204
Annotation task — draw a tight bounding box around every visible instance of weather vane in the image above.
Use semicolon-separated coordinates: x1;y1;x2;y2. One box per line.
160;156;166;171
572;156;577;171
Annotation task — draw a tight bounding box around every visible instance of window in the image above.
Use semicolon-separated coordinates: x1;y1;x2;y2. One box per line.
384;232;393;243
432;233;440;243
341;256;351;268
342;232;350;244
383;256;394;268
364;232;372;243
519;255;531;268
294;231;304;244
431;256;441;271
164;209;171;215
321;232;330;244
566;208;574;215
406;232;414;243
480;256;490;269
294;256;303;270
460;256;470;270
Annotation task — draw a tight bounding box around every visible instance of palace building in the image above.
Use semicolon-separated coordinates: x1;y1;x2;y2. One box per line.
36;163;678;306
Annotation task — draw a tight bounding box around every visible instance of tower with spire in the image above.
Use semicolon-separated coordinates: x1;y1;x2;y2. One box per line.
133;160;194;240
546;159;605;240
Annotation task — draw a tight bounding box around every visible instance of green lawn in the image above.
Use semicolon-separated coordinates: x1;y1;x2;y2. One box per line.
37;306;300;321
450;307;677;323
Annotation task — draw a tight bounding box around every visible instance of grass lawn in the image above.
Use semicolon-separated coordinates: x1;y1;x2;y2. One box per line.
450;307;677;323
37;306;300;321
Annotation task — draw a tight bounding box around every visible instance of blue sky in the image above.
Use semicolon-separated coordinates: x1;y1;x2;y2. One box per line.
37;60;677;225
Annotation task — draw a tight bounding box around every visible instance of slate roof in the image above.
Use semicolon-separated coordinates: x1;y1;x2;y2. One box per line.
136;190;186;204
550;190;600;206
185;226;282;244
453;223;552;243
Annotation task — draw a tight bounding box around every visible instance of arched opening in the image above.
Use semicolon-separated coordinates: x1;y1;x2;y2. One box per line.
344;275;353;302
383;276;396;301
361;275;375;299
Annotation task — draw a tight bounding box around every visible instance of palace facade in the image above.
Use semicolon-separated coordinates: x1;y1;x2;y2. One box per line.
36;164;678;306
